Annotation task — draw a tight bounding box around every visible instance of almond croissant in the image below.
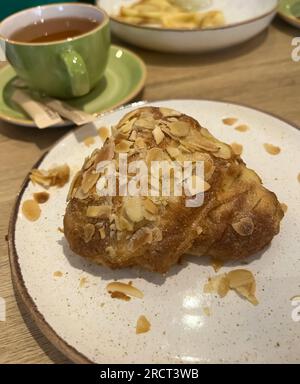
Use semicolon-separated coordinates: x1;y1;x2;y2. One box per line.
64;107;284;273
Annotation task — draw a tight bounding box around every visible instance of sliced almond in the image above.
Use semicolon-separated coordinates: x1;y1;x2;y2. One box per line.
232;217;254;236
129;130;137;141
124;197;144;223
98;126;110;141
33;191;50;204
143;210;157;222
182;138;219;153
67;171;82;201
168;120;190;137
223;117;238;126
135;137;146;149
166;146;181;159
144;198;159;215
106;282;144;299
94;141;115;164
117;215;134;232
152;125;165;145
264;143;281;156
119;118;137;134
231;142;243;156
115;140;133;153
135;118;155;130
178;144;191;154
136;315;151;334
160;108;182;117
204;274;229;298
146;148;166;164
86;205;111;218
214;144;232;160
200;127;215;140
22;200;41;221
74;187;89;200
81;172;100;194
227;269;258;306
83;223;95;243
227;269;254;289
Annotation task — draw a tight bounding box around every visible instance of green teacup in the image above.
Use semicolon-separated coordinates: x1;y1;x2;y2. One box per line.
0;3;110;99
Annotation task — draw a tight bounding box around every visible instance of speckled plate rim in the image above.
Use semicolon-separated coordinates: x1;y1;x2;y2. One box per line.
7;99;300;364
0;45;147;128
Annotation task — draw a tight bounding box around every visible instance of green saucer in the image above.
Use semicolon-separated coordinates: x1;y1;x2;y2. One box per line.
278;0;300;28
0;45;146;127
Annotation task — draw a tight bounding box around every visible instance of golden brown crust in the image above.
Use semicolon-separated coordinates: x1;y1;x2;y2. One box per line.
63;107;284;273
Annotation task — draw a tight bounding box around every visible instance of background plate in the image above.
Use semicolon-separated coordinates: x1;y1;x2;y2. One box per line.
9;100;300;363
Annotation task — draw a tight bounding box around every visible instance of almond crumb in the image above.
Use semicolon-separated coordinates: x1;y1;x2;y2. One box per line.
58;227;64;234
235;124;250;133
33;191;50;204
203;307;211;317
223;118;238;126
297;173;300;183
53;271;63;278
136;315;151;334
79;277;88;288
22;200;41;221
231;142;243;156
106;282;144;299
83;136;95;147
264;143;281;155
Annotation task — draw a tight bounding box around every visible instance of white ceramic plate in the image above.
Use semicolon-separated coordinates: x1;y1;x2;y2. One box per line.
9;100;300;363
97;0;278;53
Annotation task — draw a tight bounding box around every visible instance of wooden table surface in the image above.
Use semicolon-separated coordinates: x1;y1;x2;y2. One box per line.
0;18;299;364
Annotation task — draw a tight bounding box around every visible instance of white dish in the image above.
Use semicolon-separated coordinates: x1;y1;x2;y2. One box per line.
9;99;300;363
97;0;278;53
